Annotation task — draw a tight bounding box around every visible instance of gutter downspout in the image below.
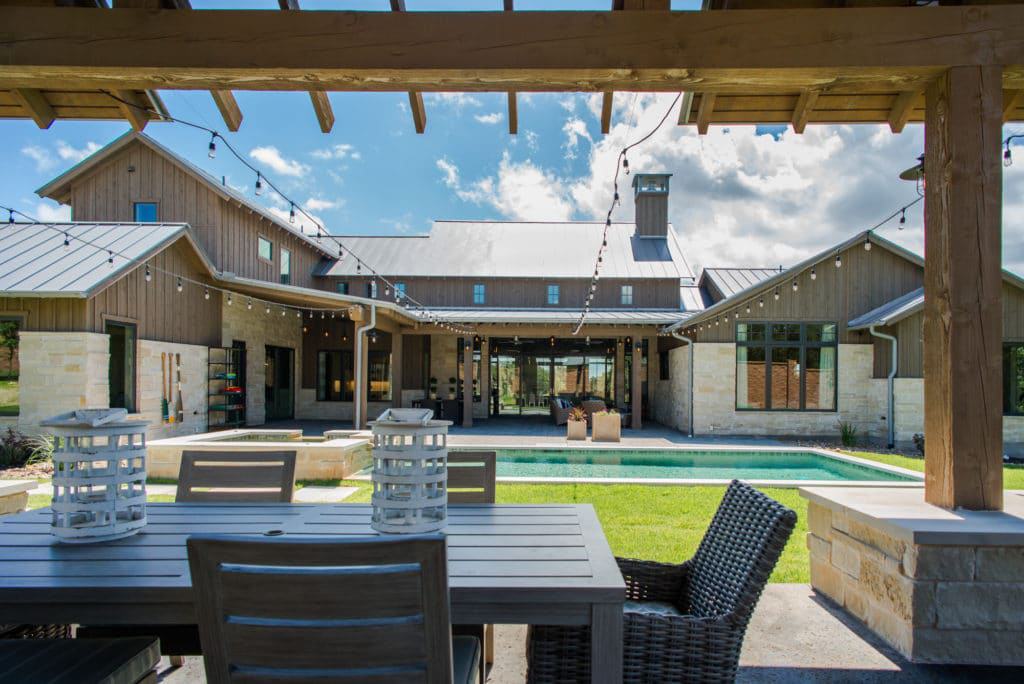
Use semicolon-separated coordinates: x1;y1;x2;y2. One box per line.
354;304;377;429
869;325;897;449
670;330;695;438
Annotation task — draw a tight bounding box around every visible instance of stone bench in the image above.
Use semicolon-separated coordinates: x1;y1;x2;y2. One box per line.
0;479;34;515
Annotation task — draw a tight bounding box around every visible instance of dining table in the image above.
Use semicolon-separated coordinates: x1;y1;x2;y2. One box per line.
0;502;626;683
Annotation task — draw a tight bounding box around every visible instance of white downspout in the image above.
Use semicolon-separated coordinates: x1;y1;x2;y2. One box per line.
869;325;897;449
354;304;377;429
670;330;695;438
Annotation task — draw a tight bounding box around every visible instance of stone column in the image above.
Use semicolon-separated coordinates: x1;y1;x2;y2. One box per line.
614;338;625;408
391;331;403;409
479;338;489;420
462;337;473;428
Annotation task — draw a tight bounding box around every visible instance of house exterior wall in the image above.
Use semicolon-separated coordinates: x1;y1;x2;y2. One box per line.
16;331;109;434
136;339;208;440
653;343;691;433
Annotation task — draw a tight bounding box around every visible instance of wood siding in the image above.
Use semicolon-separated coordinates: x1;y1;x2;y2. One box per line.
686;242;924;345
315;276;680;309
65;139;326;289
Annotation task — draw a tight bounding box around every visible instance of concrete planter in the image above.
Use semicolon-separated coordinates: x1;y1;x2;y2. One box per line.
592;413;621;442
0;480;33;516
567;419;587;441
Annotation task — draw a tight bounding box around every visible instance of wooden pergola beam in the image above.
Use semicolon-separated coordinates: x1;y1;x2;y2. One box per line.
390;0;426;134
278;0;335;133
791;89;819;134
209;89;242;132
10;88;55;128
111;89;150;130
887;89;919;133
4;7;1020;93
507;91;517;135
1005;88;1023;122
696;93;716;134
601;92;613;135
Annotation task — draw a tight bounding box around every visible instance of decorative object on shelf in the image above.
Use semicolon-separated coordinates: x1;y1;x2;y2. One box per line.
447;377;457;400
567;406;587;441
428;376;438;400
592;408;621;443
369;408;451;534
208;346;246;430
42;409;149;544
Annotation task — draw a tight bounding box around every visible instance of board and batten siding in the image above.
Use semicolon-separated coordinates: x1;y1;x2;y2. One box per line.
64;139;325;289
686;242;924;345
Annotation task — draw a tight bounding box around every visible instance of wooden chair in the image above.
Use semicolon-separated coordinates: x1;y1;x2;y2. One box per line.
187;534;480;684
0;637;160;684
176;450;296;503
448;451;497;676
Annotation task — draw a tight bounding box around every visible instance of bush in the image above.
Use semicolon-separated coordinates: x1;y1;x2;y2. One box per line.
837;421;859;447
912;433;925;457
0;429;51;469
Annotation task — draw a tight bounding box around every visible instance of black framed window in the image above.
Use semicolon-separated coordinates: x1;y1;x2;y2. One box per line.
736;322;837;411
336;282;349;295
1004;344;1024;416
280;248;291;285
317;350;353;401
367;350;391;401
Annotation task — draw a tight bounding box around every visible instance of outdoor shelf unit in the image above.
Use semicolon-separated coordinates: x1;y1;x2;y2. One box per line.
207;346;245;431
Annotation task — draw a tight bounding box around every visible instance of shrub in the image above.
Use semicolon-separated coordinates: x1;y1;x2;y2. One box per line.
837;421;859;447
912;433;925;456
568;406;587;423
0;429;51;469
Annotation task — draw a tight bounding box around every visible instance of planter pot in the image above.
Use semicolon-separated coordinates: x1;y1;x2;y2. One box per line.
592;413;621;443
567;419;587;441
448;391;456;400
429;391;437;400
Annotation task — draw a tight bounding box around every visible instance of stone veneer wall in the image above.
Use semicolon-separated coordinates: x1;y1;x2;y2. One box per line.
137;340;208;440
221;300;302;425
807;500;1024;665
894;378;1024;451
17;331;109;434
294;390;392;425
653;344;692;433
691;343;887;438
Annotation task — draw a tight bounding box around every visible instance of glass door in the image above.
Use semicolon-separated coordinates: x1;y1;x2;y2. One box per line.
265;345;294;421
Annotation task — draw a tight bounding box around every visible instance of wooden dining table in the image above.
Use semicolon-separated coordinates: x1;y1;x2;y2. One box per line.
0;502;626;683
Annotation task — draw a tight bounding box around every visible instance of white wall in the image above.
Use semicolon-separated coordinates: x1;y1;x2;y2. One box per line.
17;331;109;434
137;340;208;440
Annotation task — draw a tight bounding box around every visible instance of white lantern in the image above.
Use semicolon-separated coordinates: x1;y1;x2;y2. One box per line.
369;408;451;534
42;409;149;543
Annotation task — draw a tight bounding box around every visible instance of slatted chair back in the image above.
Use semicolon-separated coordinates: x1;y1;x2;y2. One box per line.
684;480;797;625
446;451;496;504
176;450;296;503
187;534;453;684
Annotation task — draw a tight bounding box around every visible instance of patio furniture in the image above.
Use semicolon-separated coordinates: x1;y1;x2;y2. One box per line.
0;637;160;684
581;399;606;424
0;503;626;683
526;480;797;684
549;397;572;426
187;534;480;684
176;450;296;502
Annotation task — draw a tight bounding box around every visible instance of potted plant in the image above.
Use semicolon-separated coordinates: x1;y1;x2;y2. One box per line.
448;377;457;400
567;406;587;441
428;377;438;400
592;407;621;443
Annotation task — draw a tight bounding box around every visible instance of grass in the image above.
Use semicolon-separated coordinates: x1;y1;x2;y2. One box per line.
0;380;17;416
846;449;1024;489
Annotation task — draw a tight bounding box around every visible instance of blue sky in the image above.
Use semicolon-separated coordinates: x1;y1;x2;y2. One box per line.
3;0;1023;273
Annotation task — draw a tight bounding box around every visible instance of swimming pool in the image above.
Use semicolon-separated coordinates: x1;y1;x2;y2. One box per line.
466;447;921;485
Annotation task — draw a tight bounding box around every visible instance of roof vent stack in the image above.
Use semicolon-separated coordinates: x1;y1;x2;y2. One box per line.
632;173;671;238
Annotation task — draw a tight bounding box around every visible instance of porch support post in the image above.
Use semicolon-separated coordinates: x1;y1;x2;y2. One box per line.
631;339;642;430
923;65;1003;510
479;338;489;421
391;331;403;409
463;337;474;428
614;338;625;408
356;333;368;429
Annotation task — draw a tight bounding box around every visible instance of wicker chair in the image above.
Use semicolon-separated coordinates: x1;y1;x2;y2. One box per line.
527;480;797;684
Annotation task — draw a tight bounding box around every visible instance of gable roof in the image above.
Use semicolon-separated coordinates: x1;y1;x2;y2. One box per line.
0;222;213;298
35;132;338;259
317;221;693;280
847;288;924;330
701;267;782;301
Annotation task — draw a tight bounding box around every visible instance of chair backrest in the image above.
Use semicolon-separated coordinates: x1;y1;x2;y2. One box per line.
187;534;453;684
684;480;797;625
447;451;496;504
581;399;606;417
176;450;296;503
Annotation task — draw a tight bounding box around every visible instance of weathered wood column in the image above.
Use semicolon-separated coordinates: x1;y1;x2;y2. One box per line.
463;337;474;428
631;339;642;430
356;336;369;429
615;338;625;408
923;65;1003;510
391;331;403;409
479;338;489;421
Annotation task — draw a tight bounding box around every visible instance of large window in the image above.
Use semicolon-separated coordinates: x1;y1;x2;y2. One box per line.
368;351;392;401
133;202;158;222
1005;344;1024;416
280;248;291;285
736;322;837;412
621;285;633;305
317;351;353;401
547;284;560;305
394;282;406;300
258;236;273;262
473;283;485;305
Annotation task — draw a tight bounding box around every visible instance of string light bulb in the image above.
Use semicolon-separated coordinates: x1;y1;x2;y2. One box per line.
63;233;70;250
6;209;13;225
622;156;630;174
1005;144;1013;167
247;299;253;310
899;209;906;229
204;288;210;300
282;308;287;316
227;293;233;306
144;264;151;282
176;277;183;292
108;251;115;268
289;203;295;224
759;297;764;308
774;288;780;301
792;279;798;292
266;305;271;315
864;235;872;251
810;268;817;281
254;173;263;196
207;133;217;159
835;253;842;268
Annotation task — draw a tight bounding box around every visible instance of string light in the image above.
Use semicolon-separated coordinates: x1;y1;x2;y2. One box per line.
247;299;253;310
207;133;217;159
899;209;906;229
144;264;152;282
254;173;263;196
227;293;233;305
792;279;798;292
864;234;872;251
774;288;780;301
204;288;210;300
835;253;842;268
108;251;114;268
63;233;70;250
6;209;12;225
176;277;183;292
289;203;296;224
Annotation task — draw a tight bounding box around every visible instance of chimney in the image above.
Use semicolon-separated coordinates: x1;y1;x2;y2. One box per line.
632;173;671;238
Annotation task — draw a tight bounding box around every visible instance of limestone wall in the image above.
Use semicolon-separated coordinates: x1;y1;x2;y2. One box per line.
652;344;691;433
294;389;391;425
221;300;302;425
691;343;887;439
137;340;208;440
808;500;1024;665
17;331;109;434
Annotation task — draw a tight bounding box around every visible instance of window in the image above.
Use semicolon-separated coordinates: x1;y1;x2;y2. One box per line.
366;281;377;298
105;321;137;413
367;350;392;401
473;283;486;305
0;317;21;416
736;322;837;411
133;202;158;223
279;248;291;285
1004;344;1024;415
659;350;670;380
621;285;634;306
258;236;273;262
336;282;349;295
317;350;354;401
394;282;406;300
547;284;560;305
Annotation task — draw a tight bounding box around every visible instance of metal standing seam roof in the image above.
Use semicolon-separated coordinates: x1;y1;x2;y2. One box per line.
317;221;694;280
422;308;691;325
847;287;924;330
679;284;707;312
701;267;783;300
0;222;201;297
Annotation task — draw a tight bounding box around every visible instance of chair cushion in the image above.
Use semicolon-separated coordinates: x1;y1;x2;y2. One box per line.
452;635;482;684
624;600;684;618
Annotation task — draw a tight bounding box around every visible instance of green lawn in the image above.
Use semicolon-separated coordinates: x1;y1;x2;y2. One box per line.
846;449;1024;489
0;379;18;416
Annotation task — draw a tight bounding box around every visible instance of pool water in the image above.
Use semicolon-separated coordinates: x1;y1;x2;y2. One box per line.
487;448;915;482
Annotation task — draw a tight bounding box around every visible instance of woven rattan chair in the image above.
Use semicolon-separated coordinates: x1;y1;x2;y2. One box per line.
527;480;797;684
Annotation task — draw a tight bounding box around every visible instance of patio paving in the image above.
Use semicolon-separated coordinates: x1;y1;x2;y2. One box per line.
153;584;1024;682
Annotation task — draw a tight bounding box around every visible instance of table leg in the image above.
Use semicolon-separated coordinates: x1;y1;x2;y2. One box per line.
590;602;623;684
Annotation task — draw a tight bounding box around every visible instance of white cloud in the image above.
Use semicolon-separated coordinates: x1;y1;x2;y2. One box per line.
474;112;504;125
306;197;343;211
427;93;482;110
267;206;325;237
21;145;54;172
311;144;361;161
55;140;100;163
34;201;71;222
562;117;593;160
249;146;310;178
437;152;574;222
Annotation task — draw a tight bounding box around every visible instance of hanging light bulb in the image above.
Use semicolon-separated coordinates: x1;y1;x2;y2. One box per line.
247;299;253;310
614;191;620;206
1005;144;1013;167
227;293;233;306
204;288;210;300
745;304;751;314
282;308;287;316
108;251;115;268
266;305;271;314
792;280;798;292
899;209;907;229
774;288;780;301
254;173;263;196
296;310;301;318
63;233;70;250
810;268;817;281
835;253;843;268
759;297;764;308
622;156;630;174
864;234;872;251
176;277;183;292
320;312;325;320
7;209;13;225
303;326;308;334
207;133;217;159
289;203;296;224
144;264;152;282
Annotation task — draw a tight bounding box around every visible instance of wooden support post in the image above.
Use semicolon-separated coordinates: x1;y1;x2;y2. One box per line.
10;88;54;129
696;93;716;135
391;331;403;409
479;339;489;422
507;92;518;135
463;338;474;428
923;65;1003;510
601;92;613;134
356;331;369;429
614;338;625;409
210;90;242;131
408;91;427;134
631;340;642;430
